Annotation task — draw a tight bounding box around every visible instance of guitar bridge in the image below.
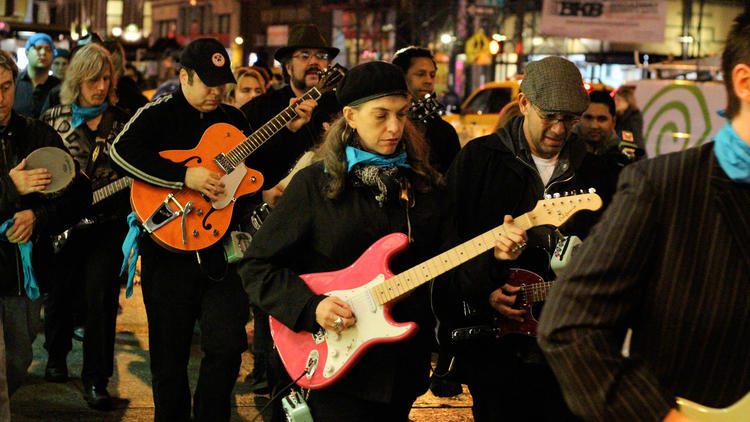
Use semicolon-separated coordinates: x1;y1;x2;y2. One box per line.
142;193;190;234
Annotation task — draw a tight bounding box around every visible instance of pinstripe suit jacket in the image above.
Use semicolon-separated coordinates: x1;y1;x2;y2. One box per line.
538;142;750;421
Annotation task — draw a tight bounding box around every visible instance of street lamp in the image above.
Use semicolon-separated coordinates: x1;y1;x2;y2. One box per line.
440;33;453;44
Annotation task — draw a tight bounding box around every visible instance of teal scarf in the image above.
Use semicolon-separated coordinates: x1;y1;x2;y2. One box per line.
72;101;108;129
120;212;144;298
714;122;750;184
0;218;39;300
345;146;410;172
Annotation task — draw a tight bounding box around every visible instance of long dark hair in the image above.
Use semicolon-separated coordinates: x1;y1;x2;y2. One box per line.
315;111;444;199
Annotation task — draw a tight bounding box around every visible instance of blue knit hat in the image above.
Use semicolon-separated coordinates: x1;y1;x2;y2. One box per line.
25;33;56;55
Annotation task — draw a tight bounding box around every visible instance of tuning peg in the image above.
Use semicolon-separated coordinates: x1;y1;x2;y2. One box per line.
544;194;552;199
588;188;597;193
553;193;560;198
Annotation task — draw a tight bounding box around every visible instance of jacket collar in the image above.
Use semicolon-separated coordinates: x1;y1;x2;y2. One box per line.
492;115;587;182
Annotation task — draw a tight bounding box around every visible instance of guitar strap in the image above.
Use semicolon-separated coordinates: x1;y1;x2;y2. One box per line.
85;110;115;177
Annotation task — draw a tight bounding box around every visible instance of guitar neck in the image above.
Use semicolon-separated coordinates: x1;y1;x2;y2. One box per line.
92;177;132;205
223;88;322;168
369;191;602;306
371;214;537;305
525;281;554;303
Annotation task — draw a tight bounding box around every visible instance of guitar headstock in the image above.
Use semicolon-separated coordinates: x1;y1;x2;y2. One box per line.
409;94;443;124
315;64;347;95
528;189;602;227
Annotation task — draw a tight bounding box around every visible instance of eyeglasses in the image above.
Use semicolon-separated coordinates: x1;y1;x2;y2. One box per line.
531;104;580;127
292;51;330;61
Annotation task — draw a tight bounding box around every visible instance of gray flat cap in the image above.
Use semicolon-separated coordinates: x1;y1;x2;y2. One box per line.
521;56;589;115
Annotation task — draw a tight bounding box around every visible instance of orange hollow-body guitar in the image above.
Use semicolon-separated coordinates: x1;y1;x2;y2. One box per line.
130;123;264;251
130;64;347;252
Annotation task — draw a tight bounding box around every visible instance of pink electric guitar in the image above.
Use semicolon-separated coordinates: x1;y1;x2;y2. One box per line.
270;191;603;389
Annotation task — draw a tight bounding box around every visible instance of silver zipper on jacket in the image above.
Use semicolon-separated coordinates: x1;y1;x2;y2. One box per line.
514;154;574;197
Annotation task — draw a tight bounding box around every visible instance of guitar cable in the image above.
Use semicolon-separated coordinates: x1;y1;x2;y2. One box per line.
248;369;309;422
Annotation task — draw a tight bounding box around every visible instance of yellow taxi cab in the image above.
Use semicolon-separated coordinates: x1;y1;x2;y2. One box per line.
442;80;521;146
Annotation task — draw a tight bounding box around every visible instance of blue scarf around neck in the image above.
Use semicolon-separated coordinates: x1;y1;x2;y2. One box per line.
71;101;108;129
714;122;750;184
345;146;411;172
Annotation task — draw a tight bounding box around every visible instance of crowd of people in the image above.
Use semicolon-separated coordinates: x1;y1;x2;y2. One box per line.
0;9;748;422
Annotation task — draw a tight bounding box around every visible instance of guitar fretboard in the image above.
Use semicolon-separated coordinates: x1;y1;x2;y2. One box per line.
369;191;602;305
224;88;322;168
370;214;537;305
93;177;132;205
523;281;554;303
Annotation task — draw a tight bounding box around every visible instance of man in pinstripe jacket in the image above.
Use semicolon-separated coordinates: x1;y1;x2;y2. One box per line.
538;9;750;422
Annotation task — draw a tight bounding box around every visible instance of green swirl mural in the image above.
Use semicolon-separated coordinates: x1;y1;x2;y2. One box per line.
641;84;713;156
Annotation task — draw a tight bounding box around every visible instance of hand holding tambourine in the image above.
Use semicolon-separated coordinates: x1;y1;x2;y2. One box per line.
12;147;75;195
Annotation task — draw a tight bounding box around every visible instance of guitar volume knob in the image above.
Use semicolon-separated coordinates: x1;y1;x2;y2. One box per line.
192;230;199;237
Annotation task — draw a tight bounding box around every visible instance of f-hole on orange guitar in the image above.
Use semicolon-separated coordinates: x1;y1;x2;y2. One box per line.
130;64;346;251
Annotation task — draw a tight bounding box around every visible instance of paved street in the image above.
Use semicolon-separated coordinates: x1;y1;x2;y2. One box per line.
10;284;473;421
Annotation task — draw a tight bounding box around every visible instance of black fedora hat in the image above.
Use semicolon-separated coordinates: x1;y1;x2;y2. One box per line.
274;24;340;62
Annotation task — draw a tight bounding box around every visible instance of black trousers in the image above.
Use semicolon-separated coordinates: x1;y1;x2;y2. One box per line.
44;220;125;387
250;305;272;379
457;337;579;422
140;241;249;422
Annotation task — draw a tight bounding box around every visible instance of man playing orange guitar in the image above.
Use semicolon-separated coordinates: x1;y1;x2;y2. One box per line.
110;38;254;422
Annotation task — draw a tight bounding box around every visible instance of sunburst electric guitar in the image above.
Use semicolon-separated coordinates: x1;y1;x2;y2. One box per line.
270;191;602;389
130;64;346;251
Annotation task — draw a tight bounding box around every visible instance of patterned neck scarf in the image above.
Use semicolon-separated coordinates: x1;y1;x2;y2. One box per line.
351;165;403;207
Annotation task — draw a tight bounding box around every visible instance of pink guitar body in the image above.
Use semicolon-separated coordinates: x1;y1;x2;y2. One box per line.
269;233;418;390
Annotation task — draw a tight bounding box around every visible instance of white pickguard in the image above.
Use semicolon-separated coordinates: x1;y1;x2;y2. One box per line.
321;274;410;379
213;164;247;209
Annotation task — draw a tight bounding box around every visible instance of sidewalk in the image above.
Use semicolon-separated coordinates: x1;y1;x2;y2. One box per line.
9;285;473;421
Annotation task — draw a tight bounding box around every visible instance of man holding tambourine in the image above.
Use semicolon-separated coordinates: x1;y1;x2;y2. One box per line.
0;49;89;412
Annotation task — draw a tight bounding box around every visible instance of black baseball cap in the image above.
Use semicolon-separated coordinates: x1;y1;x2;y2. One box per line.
180;38;235;87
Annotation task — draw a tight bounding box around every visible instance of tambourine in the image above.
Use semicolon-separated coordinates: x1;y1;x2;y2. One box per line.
24;147;76;194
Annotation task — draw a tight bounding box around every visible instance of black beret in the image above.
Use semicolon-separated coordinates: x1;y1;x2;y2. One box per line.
336;61;409;107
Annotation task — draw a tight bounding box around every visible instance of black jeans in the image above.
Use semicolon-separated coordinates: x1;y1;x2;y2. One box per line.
459;337;579;422
44;220;125;387
140;242;249;422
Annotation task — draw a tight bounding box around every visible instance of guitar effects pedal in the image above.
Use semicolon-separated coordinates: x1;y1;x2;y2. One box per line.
282;389;313;422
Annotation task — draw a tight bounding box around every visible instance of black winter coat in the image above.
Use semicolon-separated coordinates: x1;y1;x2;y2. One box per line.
0;111;91;296
444;115;618;312
238;162;445;404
